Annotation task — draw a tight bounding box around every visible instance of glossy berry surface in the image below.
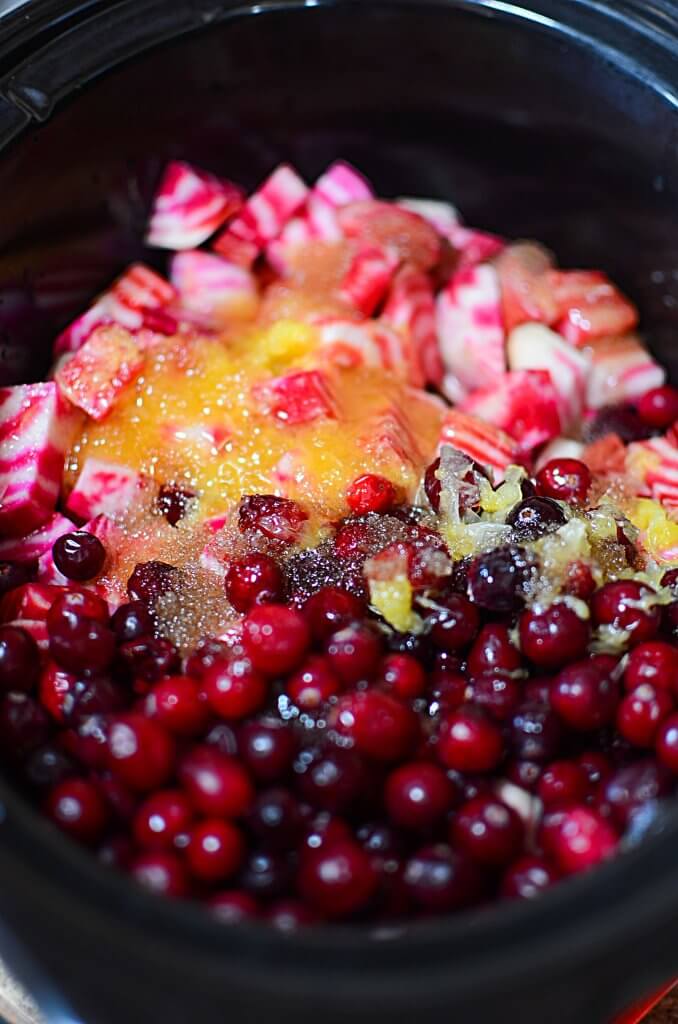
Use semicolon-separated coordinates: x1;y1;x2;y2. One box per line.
52;531;106;581
519;603;589;669
298;840;377;918
467;545;533;612
0;626;40;692
385;762;451;829
506;496;566;541
44;778;108;845
346;474;396;515
203;658;267;720
535;459;591;505
225;554;284;613
238;494;308;544
551;661;619;731
438;707;503;773
592;581;660;644
106;714;176;792
636;385;678;429
242;604;310;675
186;819;245;882
451;796;524;866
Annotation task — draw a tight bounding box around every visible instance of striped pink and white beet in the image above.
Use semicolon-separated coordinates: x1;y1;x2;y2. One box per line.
585;335;665;409
0;382;81;538
170;250;258;324
251;370;338;426
383;265;441;388
436;262;506;400
439;409;522;481
66;457;142;521
317;318;415;381
56;325;145;421
339;243;399;316
459;369;562;456
146;160;245;250
507;322;590;431
0;512;75;563
627;435;678;509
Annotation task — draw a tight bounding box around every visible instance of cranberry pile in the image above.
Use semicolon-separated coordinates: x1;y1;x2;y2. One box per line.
1;457;677;928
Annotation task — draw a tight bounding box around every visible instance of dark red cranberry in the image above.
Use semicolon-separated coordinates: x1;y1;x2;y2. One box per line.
334;690;417;761
637;385;678;429
48;611;115;674
451;795;525;866
157;484;195;526
468;623;521;676
510;702;562;763
356;820;404;862
267;900;317;930
385;762;452;829
523;678;553;705
185;818;245;882
129;850;189;898
617;684;673;747
663;601;678;643
303;587;365;642
602;759;674;827
519;602;590;670
299;839;377;918
242;604;310;676
469;672;521;722
537;760;588;808
506;496;566;541
346;473;396;515
577;750;612;794
625;642;678;694
127;561;178;605
52;532;105;581
403;843;483;911
203;657;267;720
23;743;75;790
94;770;137;822
424;458;442;512
0;560;36;597
505;759;543;791
238;718;296;783
286;655;340;711
119;635;180;682
380;653;426;701
583;404;653;444
541;805;619;874
662;568;678;593
106;713;175;792
564;561;596;600
44;778;109;845
438;706;503;773
238;494;308;544
535;459;591;505
656;713;678;773
0;692;49;759
47;590;109;631
324;621;382;685
60;712;110;770
66;676;127;725
238;849;293;900
428;670;468;715
552;661;619;731
0;625;39;692
184;637;233;679
296;746;367;813
467;545;534;612
225;553;283;613
144;675;210;736
333;520;374;561
111;601;154;643
592;581;660;644
133;789;193;849
179;745;254;817
501;855;560;900
429;594;479;652
247;788;302;849
209;890;259;923
302;813;351;853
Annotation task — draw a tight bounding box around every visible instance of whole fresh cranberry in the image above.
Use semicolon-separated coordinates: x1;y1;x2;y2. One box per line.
468;623;521;676
106;713;175;792
242;604;310;676
334;691;418;762
286;655;340;710
133;789;193;849
380;653;426;700
0;625;40;692
23;743;75;790
451;795;524;866
602;759;674;827
203;657;268;720
48;611;115;675
0;692;50;759
637;385;678;429
467;545;534;612
519;603;589;669
129;851;189;898
403;843;483;911
469;673;521;722
617;684;674;747
298;839;377;917
429;594;479;652
592;581;660;644
296;746;368;814
144;675;210;736
324;622;381;684
537;760;588;808
118;636;180;682
385;762;452;829
655;714;678;773
346;474;397;515
44;778;109;845
506;496;566;541
157;484;195;526
185;819;245;882
47;590;109;632
584;405;653;444
52;532;106;581
184;638;233;680
577;750;613;794
541;806;619;875
535;459;591;505
510;702;562;763
625;642;678;693
238;494;308;543
225;554;284;613
127;561;178;605
437;706;503;773
303;587;365;642
501;855;560;900
551;661;619;731
247;788;302;849
111;602;154;643
238;849;293;901
238;718;296;783
267;900;318;931
505;759;543;792
178;745;254;817
564;561;596;600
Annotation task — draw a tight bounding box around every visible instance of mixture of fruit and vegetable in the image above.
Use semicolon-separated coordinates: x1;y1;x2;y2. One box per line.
1;158;678;927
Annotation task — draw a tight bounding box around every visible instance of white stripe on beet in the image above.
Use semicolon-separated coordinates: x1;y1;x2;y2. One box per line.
436;263;506;394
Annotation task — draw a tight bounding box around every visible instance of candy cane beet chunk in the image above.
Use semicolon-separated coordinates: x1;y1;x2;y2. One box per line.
146;160;245;250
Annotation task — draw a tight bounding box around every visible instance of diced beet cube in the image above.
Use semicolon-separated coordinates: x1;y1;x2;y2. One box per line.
251;371;338;426
56;325;144;420
66;458;141;520
146;160;245;250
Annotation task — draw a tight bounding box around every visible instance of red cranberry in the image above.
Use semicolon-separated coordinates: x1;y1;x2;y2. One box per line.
324;622;381;685
299;839;377;918
111;601;155;643
23;743;75;790
95;770;136;822
267;900;317;930
0;692;49;758
225;553;284;613
552;661;619;731
385;762;451;829
65;676;127;725
617;684;673;747
185;637;233;679
286;655;340;711
564;561;596;600
127;561;178;605
334;691;417;761
403;843;483;911
625;642;678;693
523;678;553;705
541;806;619;874
519;603;589;669
203;657;267;720
129;851;189;898
238;718;296;783
535;459;591;505
242;604;310;676
333;520;374;561
52;532;105;581
537;760;588;808
61;713;110;770
577;750;612;794
424;458;442;512
506;496;566;541
468;623;521;676
501;855;560;899
238;494;308;544
510;702;562;762
0;560;36;597
144;675;210;736
346;473;397;515
662;568;678;593
133;789;193;849
655;713;678;773
179;745;254;817
157;484;195;526
451;795;525;866
185;819;245;882
47;590;109;631
603;759;674;827
592;581;660;644
119;635;180;682
247;788;302;849
467;545;534;612
238;849;293;900
0;581;58;621
663;601;678;643
438;706;503;773
378;653;426;700
106;713;175;792
637;385;678;429
44;778;109;845
428;670;468;714
48;610;115;674
303;587;365;642
584;404;653;443
0;625;39;692
429;594;479;652
296;746;367;813
469;672;521;722
209;890;259;923
302;813;351;852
